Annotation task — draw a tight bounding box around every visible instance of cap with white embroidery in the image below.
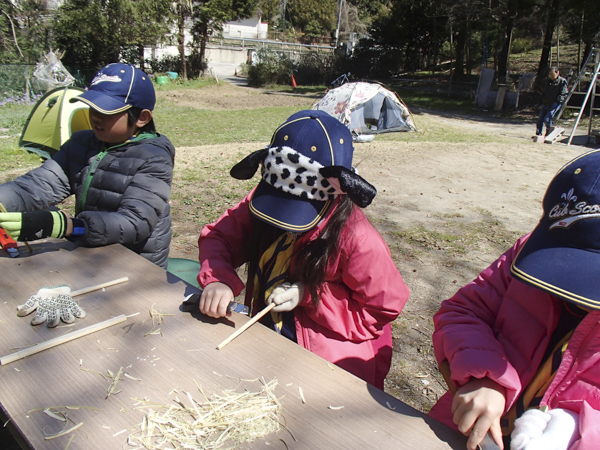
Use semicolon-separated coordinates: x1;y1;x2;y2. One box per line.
512;149;600;309
70;63;155;114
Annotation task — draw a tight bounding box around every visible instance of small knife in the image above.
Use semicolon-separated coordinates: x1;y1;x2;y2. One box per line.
181;293;249;315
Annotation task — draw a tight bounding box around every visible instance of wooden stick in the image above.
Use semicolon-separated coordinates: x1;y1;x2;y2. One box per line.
0;315;127;365
71;277;129;297
217;303;275;350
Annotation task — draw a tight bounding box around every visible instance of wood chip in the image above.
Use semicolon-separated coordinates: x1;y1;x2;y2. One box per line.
328;405;344;410
298;387;306;404
43;408;66;421
44;422;83;440
124;373;142;382
106;367;123;399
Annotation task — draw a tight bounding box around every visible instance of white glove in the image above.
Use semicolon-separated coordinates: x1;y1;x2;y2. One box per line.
266;282;305;312
17;285;71;317
30;294;86;328
511;408;579;450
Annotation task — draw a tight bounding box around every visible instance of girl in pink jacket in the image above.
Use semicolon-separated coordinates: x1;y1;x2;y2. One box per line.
430;149;600;450
197;110;409;390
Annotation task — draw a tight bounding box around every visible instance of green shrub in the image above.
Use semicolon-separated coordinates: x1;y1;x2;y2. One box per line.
247;48;295;87
294;51;337;86
511;38;535;54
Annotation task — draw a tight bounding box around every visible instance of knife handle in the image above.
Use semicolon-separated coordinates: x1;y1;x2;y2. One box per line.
0;227;17;250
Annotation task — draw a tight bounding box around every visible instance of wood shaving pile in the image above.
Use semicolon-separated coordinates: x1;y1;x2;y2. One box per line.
126;379;282;449
144;304;174;337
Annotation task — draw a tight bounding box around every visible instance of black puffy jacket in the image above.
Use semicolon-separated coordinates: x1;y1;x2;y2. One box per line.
0;130;175;268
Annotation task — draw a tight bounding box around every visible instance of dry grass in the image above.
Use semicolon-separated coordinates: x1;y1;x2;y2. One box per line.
126;378;283;449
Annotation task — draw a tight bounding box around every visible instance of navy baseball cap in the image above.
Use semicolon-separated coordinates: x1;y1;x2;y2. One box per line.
250;110;355;232
70;63;155;114
511;149;600;310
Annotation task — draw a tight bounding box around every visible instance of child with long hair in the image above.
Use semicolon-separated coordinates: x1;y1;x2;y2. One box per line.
197;110;409;389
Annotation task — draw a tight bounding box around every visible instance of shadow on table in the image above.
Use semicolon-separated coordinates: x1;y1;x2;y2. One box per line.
0;240;69;260
366;382;468;449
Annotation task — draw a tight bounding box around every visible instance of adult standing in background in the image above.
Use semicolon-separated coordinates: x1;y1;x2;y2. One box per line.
535;67;568;137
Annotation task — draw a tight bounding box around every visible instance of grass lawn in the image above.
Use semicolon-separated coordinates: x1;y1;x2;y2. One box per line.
0;78;528;177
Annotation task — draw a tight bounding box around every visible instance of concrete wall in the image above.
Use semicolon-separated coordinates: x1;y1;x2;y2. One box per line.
223;20;268;39
205;47;249;66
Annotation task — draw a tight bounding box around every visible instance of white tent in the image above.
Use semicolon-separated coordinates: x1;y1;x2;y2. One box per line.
312;81;416;140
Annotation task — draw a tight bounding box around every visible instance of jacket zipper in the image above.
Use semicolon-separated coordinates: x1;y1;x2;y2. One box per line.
79;134;159;212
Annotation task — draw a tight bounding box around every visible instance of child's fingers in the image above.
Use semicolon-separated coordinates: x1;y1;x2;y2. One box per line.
199;283;233;318
465;414;494;450
488;420;504;450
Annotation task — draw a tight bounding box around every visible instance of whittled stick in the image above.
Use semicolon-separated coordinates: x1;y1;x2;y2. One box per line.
217;303;275;350
0;315;127;365
71;277;129;297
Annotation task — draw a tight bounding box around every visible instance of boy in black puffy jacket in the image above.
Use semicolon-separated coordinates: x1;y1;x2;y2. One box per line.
0;63;175;268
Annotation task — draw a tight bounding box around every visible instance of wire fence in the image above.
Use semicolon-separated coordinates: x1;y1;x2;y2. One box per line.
0;64;45;104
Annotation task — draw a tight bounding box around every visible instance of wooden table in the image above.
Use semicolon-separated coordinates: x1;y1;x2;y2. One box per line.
0;241;467;449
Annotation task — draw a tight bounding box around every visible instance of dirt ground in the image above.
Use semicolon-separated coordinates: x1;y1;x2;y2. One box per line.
2;82;591;423
162;82;597;415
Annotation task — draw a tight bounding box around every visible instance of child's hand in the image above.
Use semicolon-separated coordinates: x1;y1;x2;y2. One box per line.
267;282;305;312
199;282;234;318
451;377;506;450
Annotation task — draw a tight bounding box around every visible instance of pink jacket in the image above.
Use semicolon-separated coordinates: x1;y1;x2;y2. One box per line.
429;235;600;449
198;190;409;389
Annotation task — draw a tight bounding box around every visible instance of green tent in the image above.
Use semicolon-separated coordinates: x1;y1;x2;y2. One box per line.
19;86;91;159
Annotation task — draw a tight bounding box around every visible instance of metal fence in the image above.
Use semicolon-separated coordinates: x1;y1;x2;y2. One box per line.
0;64;42;103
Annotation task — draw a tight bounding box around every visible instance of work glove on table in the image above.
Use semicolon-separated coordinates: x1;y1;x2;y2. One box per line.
266;282;305;312
17;286;86;328
511;408;580;450
0;211;68;241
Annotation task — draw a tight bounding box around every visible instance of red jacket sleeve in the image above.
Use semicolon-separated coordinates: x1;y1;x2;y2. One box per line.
432;235;532;409
197;190;255;295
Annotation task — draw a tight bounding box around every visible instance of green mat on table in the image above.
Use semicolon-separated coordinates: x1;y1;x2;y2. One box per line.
167;258;201;288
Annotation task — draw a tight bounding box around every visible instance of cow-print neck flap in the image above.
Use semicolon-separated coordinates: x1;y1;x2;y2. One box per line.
261;145;344;201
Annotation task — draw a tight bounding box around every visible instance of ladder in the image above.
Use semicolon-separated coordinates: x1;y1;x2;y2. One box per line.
556;47;600;145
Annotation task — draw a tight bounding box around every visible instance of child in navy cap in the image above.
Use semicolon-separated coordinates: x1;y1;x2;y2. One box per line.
197;110;409;390
430;150;600;450
0;63;175;268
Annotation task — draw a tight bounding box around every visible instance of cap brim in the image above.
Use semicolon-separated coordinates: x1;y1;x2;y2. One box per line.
511;227;600;309
70;90;131;114
250;180;331;232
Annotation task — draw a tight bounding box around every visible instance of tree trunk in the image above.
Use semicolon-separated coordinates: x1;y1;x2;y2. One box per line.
454;20;468;78
537;0;561;89
178;3;187;80
497;0;518;85
138;44;145;70
199;22;209;76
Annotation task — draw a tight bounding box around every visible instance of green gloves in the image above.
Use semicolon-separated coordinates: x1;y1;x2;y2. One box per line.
0;211;68;241
17;285;86;328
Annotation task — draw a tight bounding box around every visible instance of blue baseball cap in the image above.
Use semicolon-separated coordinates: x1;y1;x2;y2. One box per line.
250;110;355;232
70;63;155;114
511;149;600;310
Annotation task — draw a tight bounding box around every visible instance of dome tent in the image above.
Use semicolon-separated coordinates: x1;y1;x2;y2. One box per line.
19;87;91;160
312;81;416;141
